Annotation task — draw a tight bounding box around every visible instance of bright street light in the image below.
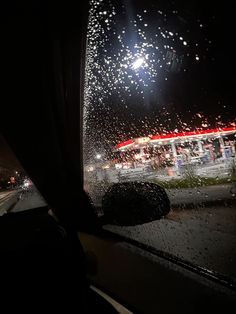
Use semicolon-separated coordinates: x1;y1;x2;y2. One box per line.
132;57;144;70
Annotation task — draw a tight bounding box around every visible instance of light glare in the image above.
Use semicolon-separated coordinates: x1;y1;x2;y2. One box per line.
132;58;144;69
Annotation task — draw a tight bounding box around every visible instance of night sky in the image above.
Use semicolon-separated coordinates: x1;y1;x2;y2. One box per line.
84;0;235;160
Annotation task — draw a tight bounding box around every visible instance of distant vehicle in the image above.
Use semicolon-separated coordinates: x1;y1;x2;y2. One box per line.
20;178;33;191
189;156;202;165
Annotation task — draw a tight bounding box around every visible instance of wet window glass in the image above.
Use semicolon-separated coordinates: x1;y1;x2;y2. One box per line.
0;135;47;215
83;0;236;280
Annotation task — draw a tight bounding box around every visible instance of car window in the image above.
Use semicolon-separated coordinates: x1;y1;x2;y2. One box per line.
83;0;236;280
0;135;47;215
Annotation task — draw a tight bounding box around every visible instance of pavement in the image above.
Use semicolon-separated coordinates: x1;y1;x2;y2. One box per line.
95;159;235;183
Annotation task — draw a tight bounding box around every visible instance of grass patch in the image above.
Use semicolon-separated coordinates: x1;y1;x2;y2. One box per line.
151;176;236;189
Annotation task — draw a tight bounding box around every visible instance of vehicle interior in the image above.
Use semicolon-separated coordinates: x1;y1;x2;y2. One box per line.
1;0;236;313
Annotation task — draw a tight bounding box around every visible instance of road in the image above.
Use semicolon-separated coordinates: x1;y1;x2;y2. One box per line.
167;184;235;207
0;190;19;216
104;202;236;279
1;185;236;281
90;182;236;279
0;188;47;216
88;183;236;208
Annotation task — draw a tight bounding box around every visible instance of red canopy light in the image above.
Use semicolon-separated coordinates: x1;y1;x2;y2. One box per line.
150;127;236;141
116;127;236;150
116;139;135;149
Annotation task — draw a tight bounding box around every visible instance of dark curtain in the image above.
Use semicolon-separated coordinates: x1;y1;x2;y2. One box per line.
1;0;100;230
